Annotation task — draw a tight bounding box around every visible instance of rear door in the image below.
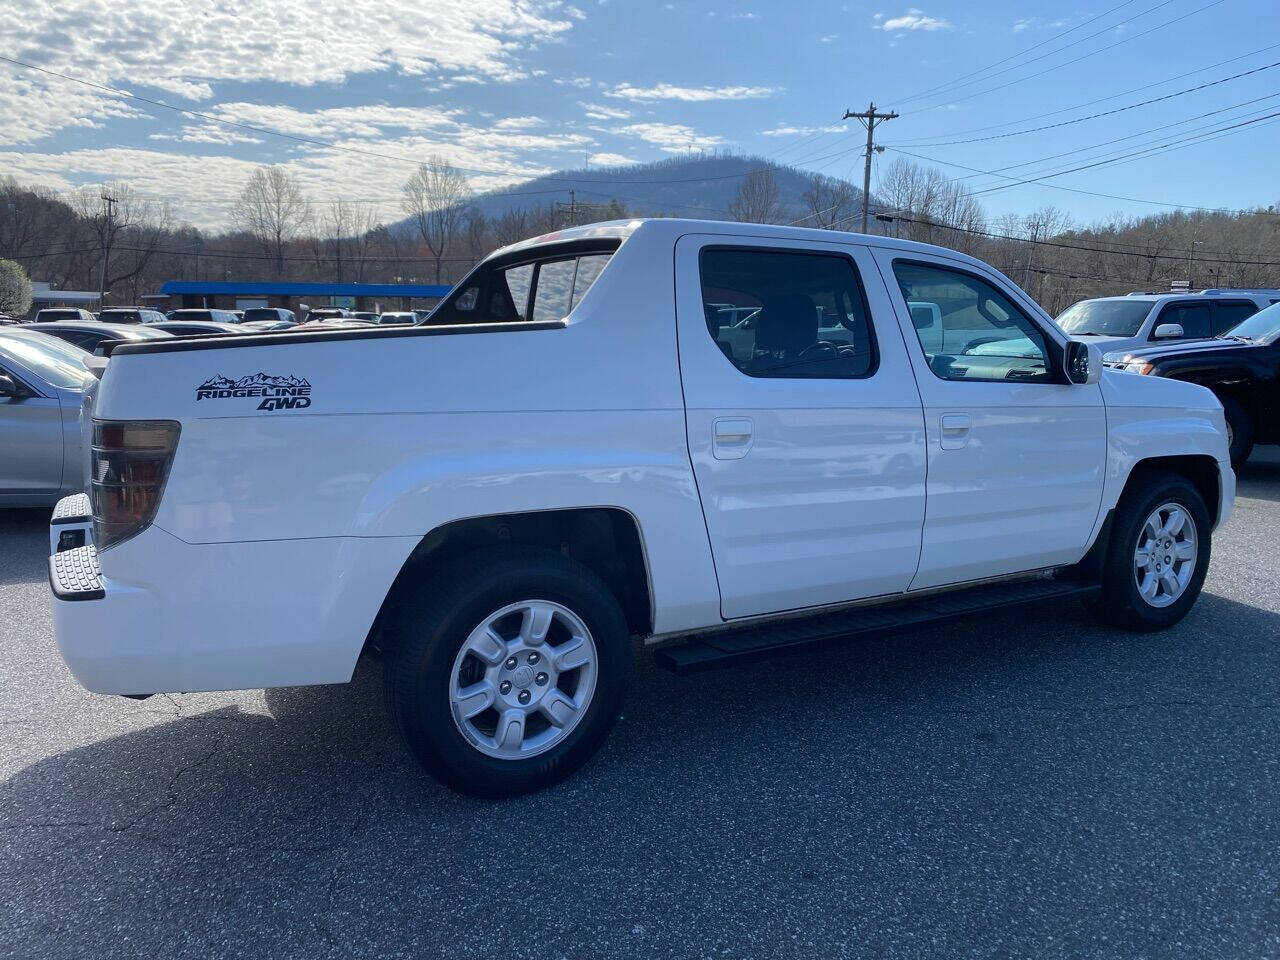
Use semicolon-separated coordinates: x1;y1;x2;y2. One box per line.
677;233;927;620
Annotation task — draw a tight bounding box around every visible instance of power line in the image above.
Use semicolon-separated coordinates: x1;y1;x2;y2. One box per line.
883;137;1280;214
940;93;1280;189
965;109;1280;198
903;0;1227;115
869;212;1280;266
890;41;1280;145
890;60;1280;147
890;0;1168;106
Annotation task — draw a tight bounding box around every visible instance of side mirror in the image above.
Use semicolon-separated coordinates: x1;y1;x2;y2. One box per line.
1065;340;1103;385
1152;322;1184;340
0;371;26;399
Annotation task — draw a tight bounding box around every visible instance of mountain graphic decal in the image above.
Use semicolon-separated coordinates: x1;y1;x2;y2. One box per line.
197;373;311;391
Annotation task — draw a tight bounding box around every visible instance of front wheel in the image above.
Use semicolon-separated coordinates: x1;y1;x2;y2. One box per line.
384;546;631;797
1095;475;1211;631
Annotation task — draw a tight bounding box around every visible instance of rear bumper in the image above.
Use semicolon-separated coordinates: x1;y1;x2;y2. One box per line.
49;523;418;695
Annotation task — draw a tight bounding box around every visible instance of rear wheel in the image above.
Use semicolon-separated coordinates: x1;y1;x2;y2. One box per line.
1220;395;1254;469
1096;474;1211;631
384;546;631;797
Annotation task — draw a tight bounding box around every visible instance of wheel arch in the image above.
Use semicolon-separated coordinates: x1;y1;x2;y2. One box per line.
369;506;655;655
1080;453;1224;580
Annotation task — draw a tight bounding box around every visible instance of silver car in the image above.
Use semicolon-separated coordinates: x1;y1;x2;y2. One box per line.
0;328;95;507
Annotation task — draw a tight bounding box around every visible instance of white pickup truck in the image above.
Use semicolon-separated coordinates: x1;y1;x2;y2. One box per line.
48;219;1234;797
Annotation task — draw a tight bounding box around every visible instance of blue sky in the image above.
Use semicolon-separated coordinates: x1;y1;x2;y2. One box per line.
2;0;1277;228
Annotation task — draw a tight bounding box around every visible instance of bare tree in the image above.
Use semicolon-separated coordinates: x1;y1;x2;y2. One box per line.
401;155;472;284
72;184;174;303
800;175;858;230
232;166;310;276
729;169;782;224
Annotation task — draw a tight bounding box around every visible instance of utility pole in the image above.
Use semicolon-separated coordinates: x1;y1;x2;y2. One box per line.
843;102;898;234
97;192;117;307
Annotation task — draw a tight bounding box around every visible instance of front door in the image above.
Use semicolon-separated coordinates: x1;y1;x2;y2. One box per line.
677;234;927;620
873;252;1107;590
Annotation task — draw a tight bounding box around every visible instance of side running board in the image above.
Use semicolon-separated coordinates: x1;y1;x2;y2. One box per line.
654;577;1099;675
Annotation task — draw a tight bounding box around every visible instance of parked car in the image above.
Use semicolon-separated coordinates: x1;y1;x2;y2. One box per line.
47;219;1232;798
1;328;95;507
240;307;297;331
1104;300;1280;466
377;312;418;325
34;308;97;323
166;308;243;325
149;321;247;337
25;321;172;355
304;308;350;321
98;307;168;325
1056;290;1279;358
0;313;24;325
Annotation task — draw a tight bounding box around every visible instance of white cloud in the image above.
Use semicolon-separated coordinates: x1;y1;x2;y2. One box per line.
879;9;952;31
611;122;723;152
492;115;545;130
761;123;847;136
588;151;637;166
819;34;837;42
606;83;778;102
579;101;630;120
0;0;578;143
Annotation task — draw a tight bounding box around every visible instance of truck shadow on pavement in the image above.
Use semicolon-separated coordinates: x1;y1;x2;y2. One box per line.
3;584;1279;957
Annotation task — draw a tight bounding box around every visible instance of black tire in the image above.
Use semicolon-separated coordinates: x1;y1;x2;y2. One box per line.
384;546;631;798
1219;395;1255;469
1095;473;1211;631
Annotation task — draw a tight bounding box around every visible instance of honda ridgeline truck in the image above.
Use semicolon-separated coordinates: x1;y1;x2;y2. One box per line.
48;220;1234;796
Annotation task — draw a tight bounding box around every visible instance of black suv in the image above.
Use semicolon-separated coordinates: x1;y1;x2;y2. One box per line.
1106;302;1280;466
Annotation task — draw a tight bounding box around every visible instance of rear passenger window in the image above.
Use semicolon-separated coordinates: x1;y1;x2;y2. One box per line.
1212;301;1258;334
431;248;615;325
699;248;876;379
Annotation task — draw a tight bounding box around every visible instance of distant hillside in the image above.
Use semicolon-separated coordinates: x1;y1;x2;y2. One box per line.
467;154;855;222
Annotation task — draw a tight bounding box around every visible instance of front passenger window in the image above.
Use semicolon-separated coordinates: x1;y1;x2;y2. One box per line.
892;261;1051;383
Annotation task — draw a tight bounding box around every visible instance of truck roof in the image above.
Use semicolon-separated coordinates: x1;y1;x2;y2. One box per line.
494;217;999;274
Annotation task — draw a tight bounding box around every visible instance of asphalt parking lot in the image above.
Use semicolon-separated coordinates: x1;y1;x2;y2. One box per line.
2;454;1279;960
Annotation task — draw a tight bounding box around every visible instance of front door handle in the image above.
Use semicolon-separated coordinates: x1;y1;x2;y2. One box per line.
940;413;971;450
713;417;754;460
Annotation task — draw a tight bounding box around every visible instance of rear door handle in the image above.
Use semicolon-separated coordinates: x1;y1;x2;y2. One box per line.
713;417;754;460
940;413;971;450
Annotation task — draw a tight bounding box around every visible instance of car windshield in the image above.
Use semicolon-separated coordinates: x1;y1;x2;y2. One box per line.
1221;301;1280;342
242;308;285;322
0;332;92;388
37;310;84;321
99;310;140;322
1057;299;1154;337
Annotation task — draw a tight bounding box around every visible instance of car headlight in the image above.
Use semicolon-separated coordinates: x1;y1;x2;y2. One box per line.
1124;360;1155;375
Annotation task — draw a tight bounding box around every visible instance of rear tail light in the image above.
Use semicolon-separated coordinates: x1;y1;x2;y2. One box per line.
90;420;180;550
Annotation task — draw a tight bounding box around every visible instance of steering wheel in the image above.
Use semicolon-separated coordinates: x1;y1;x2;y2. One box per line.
798;341;838;361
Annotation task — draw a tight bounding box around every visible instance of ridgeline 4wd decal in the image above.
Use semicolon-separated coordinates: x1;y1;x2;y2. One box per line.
196;373;312;410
